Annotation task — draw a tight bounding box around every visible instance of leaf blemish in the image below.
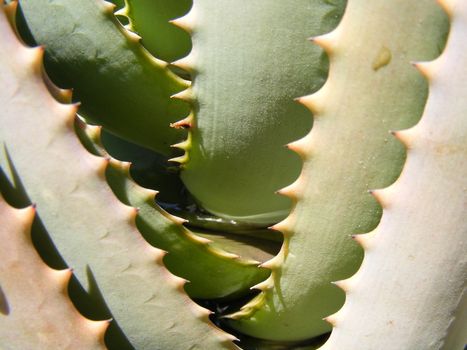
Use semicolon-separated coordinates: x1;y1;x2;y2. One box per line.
372;46;392;71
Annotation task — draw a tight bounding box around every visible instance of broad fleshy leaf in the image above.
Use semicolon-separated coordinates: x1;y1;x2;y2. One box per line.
172;0;346;225
229;0;448;341
75;119;271;299
119;0;192;62
18;0;189;156
0;7;236;349
321;1;467;347
0;196;107;350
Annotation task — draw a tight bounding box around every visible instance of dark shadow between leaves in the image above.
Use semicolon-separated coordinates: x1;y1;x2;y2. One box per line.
0;145;66;270
69;267;134;350
0;146;132;349
0;284;10;315
198;293;330;350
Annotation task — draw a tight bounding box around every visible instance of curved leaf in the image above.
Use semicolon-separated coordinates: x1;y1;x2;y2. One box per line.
229;0;448;341
75;120;271;299
121;0;192;62
0;8;235;348
322;1;467;347
0;196;107;350
18;0;189;156
173;0;345;225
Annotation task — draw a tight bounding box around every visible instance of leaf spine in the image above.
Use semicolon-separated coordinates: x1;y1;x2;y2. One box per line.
351;231;377;250
323;313;338;327
171;87;194;103
332;279;352;293
260;245;286;270
168;153;189;165
169;213;189;226
437;0;456;18
183;229;212;244
102;1;116;13
172;111;194;128
171;52;196;73
228;292;267;320
109;158;132;175
276;178;302;201
309;29;338;56
251;277;274;292
412;61;435;80
42;69;73;103
391;129;415;149
286;136;310;159
270;215;294;237
295;89;325;116
170;8;196;34
368;189;389;209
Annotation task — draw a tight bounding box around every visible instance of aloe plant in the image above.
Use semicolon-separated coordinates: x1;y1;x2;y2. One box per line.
0;0;465;349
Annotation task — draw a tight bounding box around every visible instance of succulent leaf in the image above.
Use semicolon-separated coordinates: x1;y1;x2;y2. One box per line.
443;291;467;350
1;0;464;348
18;0;189;156
321;1;467;347
229;0;449;341
121;0;192;63
0;7;235;348
106;159;271;299
174;0;346;225
0;196;107;350
75;118;271;299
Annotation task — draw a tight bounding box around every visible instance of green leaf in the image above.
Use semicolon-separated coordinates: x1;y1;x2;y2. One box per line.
322;1;467;347
18;0;189;156
173;0;345;225
0;8;235;348
105;158;271;299
75;121;271;299
0;196;107;349
122;0;192;62
229;0;449;341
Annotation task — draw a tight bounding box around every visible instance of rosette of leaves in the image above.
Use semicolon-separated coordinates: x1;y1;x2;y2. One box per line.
0;0;465;349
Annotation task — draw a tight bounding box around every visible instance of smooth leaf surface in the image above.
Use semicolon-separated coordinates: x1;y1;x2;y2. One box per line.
18;0;189;156
175;0;346;225
0;196;106;350
122;0;192;62
75;121;271;299
230;0;448;341
322;1;467;347
0;7;235;349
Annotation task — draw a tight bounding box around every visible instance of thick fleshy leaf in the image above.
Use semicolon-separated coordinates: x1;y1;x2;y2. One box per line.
121;0;192;62
173;0;346;225
106;159;271;299
0;196;107;350
321;1;467;348
18;0;189;156
75;120;271;299
0;7;235;349
229;0;448;341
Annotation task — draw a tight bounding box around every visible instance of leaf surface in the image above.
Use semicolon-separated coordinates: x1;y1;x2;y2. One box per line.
321;1;467;347
18;0;189;156
0;196;107;350
229;0;448;341
0;6;235;349
174;0;346;225
122;0;192;62
75;119;271;299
